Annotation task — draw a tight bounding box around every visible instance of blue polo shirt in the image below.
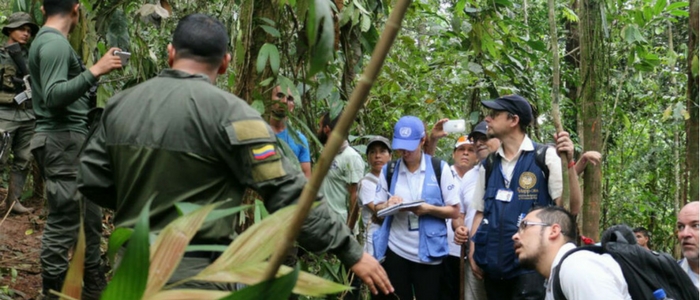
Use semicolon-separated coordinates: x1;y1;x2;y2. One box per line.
276;128;311;163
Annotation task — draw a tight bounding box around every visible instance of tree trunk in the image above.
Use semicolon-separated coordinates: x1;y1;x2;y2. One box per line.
234;0;279;104
685;0;699;203
340;25;362;101
579;0;604;241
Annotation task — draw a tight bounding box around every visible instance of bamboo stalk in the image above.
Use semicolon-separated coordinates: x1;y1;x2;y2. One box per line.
263;0;413;281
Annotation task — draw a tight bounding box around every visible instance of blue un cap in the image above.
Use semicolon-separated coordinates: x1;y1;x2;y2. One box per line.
392;116;425;151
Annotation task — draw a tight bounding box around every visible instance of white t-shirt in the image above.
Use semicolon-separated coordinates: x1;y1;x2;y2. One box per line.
374;155;459;264
359;173;381;254
471;135;563;211
447;165;464;257
546;243;632;300
459;166;479;235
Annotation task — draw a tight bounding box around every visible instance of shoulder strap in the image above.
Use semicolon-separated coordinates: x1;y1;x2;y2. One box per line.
483;153;496;186
431;156;442;189
385;160;397;192
552;245;605;300
534;142;550;180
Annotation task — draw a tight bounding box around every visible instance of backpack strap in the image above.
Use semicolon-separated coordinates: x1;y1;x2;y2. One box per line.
482;153;496;185
533;142;550;180
431;156;442;189
552;245;605;300
385;160;397;192
385;156;443;192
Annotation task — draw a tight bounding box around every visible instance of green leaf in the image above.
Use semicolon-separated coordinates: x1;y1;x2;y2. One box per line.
308;0;335;77
255;200;270;220
260;77;275;87
101;199;153;300
353;0;371;15
107;227;133;268
692;55;698;77
268;46;281;75
259;17;276;26
219;265;299;300
250;99;265;115
669;9;689;17
469;111;481;125
562;6;580;22
360;14;371;32
662;104;673;121
526;40;547;52
665;1;689;11
260;25;281;38
642;53;661;66
467;62;483;74
339;3;354;27
256;45;270;74
257;43;280;75
653;0;666;14
621;24;646;44
455;0;467;13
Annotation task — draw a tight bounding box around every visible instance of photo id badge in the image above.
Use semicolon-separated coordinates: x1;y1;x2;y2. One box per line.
408;213;420;231
495;189;513;202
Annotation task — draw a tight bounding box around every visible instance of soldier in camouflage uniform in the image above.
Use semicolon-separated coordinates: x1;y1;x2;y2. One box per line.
77;13;393;295
0;12;39;214
27;1;123;298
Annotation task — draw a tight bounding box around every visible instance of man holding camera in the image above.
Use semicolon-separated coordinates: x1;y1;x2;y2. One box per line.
0;12;39;214
28;0;122;298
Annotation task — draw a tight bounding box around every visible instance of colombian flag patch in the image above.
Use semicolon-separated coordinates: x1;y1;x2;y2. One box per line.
252;144;276;160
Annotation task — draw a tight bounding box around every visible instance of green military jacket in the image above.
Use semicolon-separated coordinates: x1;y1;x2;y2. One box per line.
0;44;34;121
28;27;98;134
77;69;363;267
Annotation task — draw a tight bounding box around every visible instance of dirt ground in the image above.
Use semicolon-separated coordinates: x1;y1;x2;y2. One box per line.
0;193;45;299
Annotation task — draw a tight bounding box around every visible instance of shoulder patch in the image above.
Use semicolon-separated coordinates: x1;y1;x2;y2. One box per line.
228;119;272;143
252;160;286;182
252;144;277;160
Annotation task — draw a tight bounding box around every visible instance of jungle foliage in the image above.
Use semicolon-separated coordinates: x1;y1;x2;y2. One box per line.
0;0;697;296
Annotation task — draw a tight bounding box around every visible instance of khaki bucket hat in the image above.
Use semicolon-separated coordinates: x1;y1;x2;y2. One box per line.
2;12;39;36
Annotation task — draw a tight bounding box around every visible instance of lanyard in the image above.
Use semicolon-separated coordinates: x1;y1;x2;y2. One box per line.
499;153;525;189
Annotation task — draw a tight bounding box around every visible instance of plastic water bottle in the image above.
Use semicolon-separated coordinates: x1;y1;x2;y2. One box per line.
653;288;675;300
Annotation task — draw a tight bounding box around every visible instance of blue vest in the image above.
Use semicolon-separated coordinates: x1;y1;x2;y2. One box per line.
472;142;553;279
372;154;449;263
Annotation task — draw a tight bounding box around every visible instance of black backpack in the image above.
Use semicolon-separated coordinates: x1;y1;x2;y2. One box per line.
384;156;444;191
552;225;699;300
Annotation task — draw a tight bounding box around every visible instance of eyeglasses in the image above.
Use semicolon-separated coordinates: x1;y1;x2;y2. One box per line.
487;110;505;119
518;220;552;233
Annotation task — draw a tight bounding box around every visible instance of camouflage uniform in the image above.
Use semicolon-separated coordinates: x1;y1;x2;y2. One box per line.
0;12;39;214
77;69;363;289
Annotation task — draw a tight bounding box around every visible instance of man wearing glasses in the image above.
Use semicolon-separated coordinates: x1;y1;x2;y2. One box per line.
512;206;631;299
467;95;581;300
268;85;311;178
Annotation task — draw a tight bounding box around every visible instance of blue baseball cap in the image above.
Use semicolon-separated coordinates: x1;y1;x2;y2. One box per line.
481;94;534;126
392;116;425;151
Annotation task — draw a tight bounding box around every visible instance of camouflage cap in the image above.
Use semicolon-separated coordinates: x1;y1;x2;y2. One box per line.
2;12;39;37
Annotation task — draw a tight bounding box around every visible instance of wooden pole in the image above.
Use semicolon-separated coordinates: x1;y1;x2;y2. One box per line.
263;0;413;281
459;244;466;300
548;0;571;210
